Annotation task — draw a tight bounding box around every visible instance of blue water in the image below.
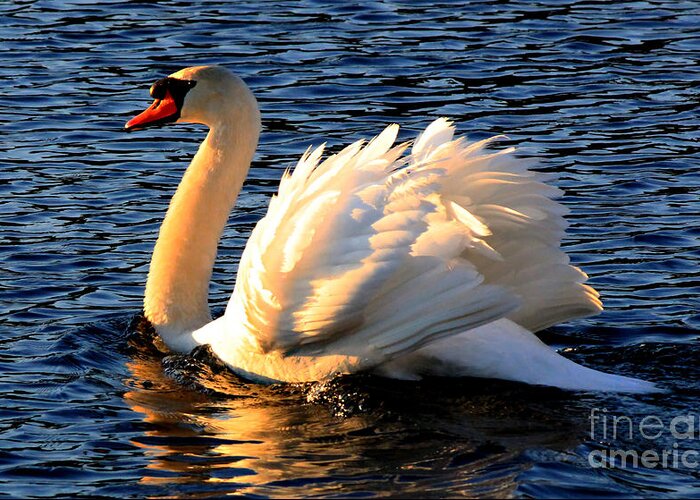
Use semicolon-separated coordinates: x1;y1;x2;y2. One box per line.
2;0;700;497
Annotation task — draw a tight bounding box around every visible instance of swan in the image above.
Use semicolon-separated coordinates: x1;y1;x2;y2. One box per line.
124;65;657;392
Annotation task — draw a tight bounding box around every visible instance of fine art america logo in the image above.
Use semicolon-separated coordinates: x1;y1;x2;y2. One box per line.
589;408;700;469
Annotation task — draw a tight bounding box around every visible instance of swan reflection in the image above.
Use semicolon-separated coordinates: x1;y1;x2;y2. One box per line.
123;342;588;497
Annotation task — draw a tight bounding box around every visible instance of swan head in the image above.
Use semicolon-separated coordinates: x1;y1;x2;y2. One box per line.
125;65;259;131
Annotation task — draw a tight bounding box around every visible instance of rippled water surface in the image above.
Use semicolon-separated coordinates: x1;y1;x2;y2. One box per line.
2;0;700;497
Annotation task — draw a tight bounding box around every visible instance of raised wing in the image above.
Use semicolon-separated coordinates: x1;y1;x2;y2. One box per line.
225;119;600;366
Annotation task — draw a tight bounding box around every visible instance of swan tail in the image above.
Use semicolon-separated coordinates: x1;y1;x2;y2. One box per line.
382;319;660;393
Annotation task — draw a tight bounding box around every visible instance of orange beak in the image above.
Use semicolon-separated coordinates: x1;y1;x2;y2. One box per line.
125;90;179;130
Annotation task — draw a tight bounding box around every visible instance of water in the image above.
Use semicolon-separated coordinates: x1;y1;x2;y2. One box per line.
2;0;700;497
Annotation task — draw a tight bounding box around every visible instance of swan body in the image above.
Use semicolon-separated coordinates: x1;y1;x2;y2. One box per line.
125;65;657;393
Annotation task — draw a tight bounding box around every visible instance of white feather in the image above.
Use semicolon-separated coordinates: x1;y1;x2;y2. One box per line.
221;118;601;371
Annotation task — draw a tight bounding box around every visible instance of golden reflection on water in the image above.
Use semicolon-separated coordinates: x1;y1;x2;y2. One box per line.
124;354;388;494
122;350;585;497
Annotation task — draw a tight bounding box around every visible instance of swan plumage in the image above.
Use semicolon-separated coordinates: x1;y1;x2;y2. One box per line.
125;65;658;392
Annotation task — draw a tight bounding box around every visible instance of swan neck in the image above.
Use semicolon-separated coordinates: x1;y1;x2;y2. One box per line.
144;116;259;351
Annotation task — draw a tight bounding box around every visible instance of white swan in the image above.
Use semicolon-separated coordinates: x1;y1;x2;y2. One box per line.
124;65;657;392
